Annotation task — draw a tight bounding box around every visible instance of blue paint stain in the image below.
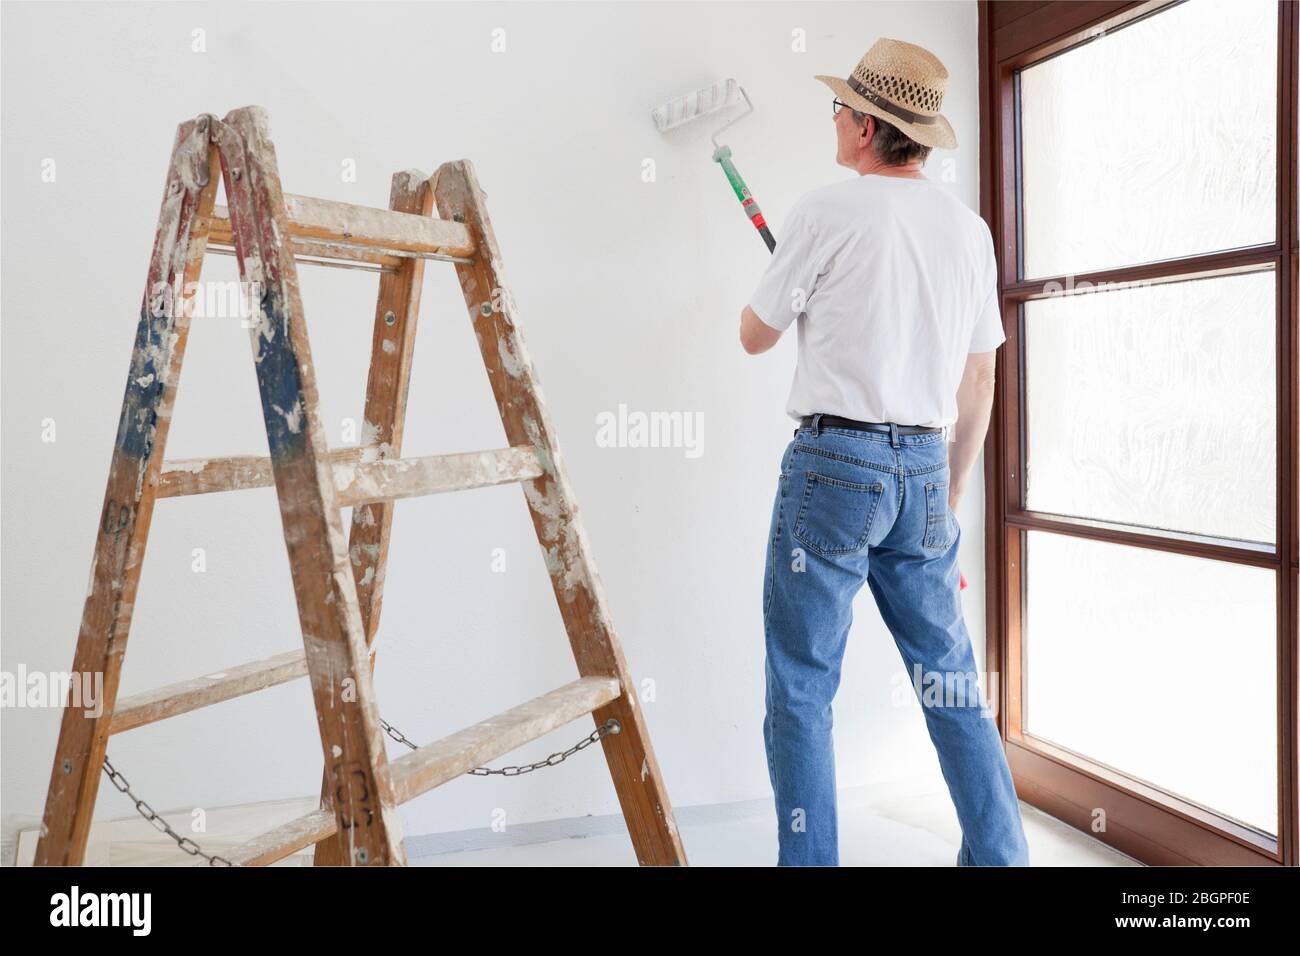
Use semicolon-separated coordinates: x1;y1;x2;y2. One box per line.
112;283;310;466
252;284;309;461
113;300;172;461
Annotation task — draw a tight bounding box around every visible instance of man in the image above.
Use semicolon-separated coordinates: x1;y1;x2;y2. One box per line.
740;38;1030;867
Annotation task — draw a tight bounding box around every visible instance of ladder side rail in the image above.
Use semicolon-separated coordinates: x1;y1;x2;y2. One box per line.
35;118;221;866
432;161;688;866
313;170;431;865
215;107;405;866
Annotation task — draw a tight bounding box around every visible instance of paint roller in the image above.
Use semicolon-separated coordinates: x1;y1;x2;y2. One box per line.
652;79;775;252
653;80;968;592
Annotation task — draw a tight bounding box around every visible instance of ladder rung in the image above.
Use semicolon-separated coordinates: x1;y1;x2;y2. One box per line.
384;677;622;806
226;808;337;867
157;446;544;504
109;650;308;735
157;447;360;499
208;241;406;274
334;447;544;505
207;193;475;261
221;677;621;864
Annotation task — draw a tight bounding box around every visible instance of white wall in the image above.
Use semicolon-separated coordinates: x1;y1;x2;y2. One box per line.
1;0;986;851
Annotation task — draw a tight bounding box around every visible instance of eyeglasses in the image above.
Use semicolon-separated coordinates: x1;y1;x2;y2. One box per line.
832;98;866;121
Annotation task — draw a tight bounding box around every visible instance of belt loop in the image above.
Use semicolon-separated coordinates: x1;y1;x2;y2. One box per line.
812;413;823;437
889;422;899;447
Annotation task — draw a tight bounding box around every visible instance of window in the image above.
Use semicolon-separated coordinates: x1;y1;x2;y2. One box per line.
980;0;1297;865
1018;0;1277;279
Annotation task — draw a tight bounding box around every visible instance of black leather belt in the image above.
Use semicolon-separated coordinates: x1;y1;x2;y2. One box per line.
798;414;943;435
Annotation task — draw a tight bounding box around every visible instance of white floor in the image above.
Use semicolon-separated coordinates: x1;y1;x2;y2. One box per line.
411;788;1136;867
8;782;1138;867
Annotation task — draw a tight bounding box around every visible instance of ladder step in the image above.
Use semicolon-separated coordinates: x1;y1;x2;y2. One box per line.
110;650;308;735
158;447;360;499
333;447;544;505
208;240;406;274
157;446;544;504
221;677;621;865
207;193;475;261
385;677;622;806
226;808;337;867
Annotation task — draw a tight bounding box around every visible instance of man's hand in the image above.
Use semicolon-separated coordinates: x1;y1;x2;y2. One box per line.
740;306;783;355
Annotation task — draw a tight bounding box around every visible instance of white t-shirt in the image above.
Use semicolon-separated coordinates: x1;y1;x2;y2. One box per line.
748;174;1006;429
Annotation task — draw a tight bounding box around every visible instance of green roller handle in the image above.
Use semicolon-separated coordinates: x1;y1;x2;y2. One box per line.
712;145;776;253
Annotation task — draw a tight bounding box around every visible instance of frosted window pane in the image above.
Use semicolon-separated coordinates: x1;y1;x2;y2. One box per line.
1020;0;1277;279
1024;270;1275;544
1025;531;1277;834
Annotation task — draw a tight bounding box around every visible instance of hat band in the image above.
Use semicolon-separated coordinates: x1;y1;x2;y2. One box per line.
846;75;937;126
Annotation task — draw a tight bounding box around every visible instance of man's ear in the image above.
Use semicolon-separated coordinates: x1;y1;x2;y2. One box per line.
860;114;875;148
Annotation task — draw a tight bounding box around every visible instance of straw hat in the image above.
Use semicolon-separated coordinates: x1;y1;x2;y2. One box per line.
815;38;957;149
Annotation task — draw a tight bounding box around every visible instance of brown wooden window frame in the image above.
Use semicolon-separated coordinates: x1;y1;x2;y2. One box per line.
978;0;1298;866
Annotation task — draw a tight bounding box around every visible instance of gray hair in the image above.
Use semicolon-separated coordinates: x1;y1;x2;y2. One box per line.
855;111;932;166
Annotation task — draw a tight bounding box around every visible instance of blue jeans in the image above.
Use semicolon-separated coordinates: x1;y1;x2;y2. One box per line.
762;420;1030;866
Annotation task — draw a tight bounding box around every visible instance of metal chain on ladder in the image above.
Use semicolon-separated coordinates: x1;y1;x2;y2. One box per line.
100;716;621;865
102;757;235;866
379;717;621;775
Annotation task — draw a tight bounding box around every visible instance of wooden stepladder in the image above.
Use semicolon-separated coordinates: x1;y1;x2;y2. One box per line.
36;107;687;867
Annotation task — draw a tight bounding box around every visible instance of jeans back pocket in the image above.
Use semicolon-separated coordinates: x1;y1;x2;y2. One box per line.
922;480;955;552
794;472;884;557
